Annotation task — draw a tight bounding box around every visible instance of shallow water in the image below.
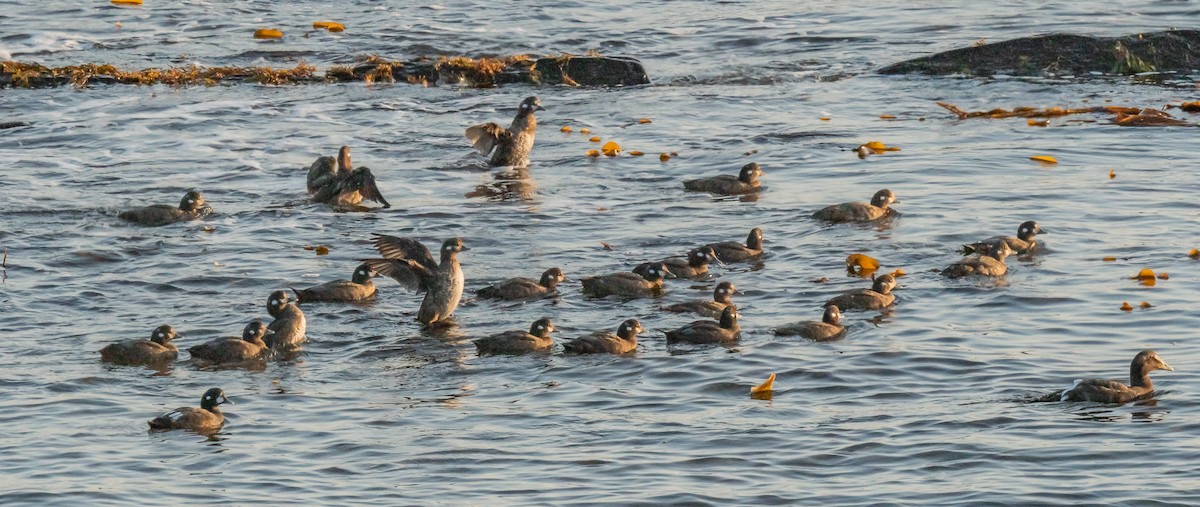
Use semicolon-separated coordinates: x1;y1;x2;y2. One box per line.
4;1;1200;505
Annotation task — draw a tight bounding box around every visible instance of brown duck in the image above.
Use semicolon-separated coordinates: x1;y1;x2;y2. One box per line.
99;324;179;366
581;262;674;299
963;221;1045;255
265;290;307;349
365;235;469;326
634;247;720;279
774;305;846;342
700;228;764;263
664;305;741;345
188;321;269;366
812;189;898;223
824;275;896;311
147;387;231;433
1055;350;1174;403
293;263;377;303
473;317;555;355
476;267;565;301
663;281;737;318
118;190;210;226
683;162;763;195
305;146;390;207
563;319;644;355
943;243;1014;278
465;96;544;167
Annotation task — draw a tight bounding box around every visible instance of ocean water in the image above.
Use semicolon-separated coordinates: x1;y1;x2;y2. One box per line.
3;1;1200;504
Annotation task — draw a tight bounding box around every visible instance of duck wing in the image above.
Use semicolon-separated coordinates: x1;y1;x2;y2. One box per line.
1062;378;1134;402
306;156;338;195
465;122;509;156
371;234;436;269
341;166;391;207
363;258;432;292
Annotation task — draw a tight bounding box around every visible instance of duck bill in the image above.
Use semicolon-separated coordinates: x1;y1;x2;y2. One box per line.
1161;361;1175;372
221;396;234;405
536;105;546;111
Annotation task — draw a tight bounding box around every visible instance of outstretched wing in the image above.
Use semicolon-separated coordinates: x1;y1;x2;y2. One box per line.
371;234;437;269
363;258;432;292
344;167;391;207
465;122;508;155
306;156;338;195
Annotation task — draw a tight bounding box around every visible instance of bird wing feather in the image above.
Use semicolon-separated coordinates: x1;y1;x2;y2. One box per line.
465;122;507;155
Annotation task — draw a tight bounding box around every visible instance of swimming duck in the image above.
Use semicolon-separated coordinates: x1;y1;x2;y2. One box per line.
663;281;737;318
465;96;544;167
824;275;896;311
563;319;643;354
1056;350;1174;403
942;243;1014;278
774;305;845;341
812;189;898;223
963;221;1045;255
188;321;268;366
683;162;763;195
265;290;307;349
147;387;231;433
292;263;377;303
634;247;720;279
700;228;764;263
118;190;210;226
305;146;391;208
473;317;555;355
364;235;468;326
99;325;179;366
664;305;741;345
581;262;674;299
476;267;565;301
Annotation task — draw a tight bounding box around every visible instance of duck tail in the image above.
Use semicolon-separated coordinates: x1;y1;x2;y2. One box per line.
290;287;305;303
961;244;977;255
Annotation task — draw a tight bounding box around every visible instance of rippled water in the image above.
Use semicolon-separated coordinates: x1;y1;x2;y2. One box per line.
4;1;1200;505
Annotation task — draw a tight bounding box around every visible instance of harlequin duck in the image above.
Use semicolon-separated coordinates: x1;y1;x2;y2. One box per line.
99;325;179;366
812;189;898;223
664;305;741;345
473;317;555;355
663;281;737;318
364;235;468;326
774;305;845;341
118;190;210;226
634;247;720;279
563;319;643;354
824;275;896;311
305;146;390;208
1054;350;1174;403
683;162;763;195
476;267;565;300
699;228;764;263
265;290;306;349
293;263;377;303
963;221;1045;255
188;321;268;366
465;96;544;167
147;387;231;433
581;263;674;299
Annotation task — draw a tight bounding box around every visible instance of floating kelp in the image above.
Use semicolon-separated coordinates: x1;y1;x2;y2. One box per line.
937;102;1195;127
0;53;649;89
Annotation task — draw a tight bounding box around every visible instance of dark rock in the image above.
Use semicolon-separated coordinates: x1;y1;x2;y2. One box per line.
533;56;650;86
879;30;1200;77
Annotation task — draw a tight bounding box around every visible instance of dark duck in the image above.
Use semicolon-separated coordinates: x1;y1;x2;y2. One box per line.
118;189;210;226
664;305;741;345
963;221;1045;255
365;235;468;326
265;290;307;349
1052;350;1174;404
824;275;896;311
563;319;644;355
305;146;390;208
476;267;566;301
292;263;378;303
147;387;231;433
774;305;845;342
634;246;720;279
683;162;763;195
699;228;764;263
663;281;737;318
812;189;898;223
473;318;555;355
581;262;674;299
188;321;269;366
465;96;544;167
943;243;1014;278
99;325;179;366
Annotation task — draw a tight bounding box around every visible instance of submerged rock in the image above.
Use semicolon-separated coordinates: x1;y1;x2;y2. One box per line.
879;30;1200;77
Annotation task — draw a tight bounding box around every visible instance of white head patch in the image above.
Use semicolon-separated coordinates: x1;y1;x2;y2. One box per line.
187;199;194;204
271;299;280;306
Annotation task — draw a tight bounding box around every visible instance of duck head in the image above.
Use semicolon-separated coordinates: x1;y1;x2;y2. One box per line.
242;320;268;344
518;96;545;116
529;317;555;338
1132;350;1174;376
1017;221;1045;241
713;281;737;304
337;146;352;172
688;247;719;267
351;263;376;284
440;238;469;258
267;290;290;317
199;387;232;411
719;305;740;329
822;305;843;326
637;262;675;282
738;162;763;184
150;325;176;345
179;190;205;212
746;227;764;250
540;267;566;289
617;319;644;341
870;189;897;209
986;242;1015;262
871;274;897;294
